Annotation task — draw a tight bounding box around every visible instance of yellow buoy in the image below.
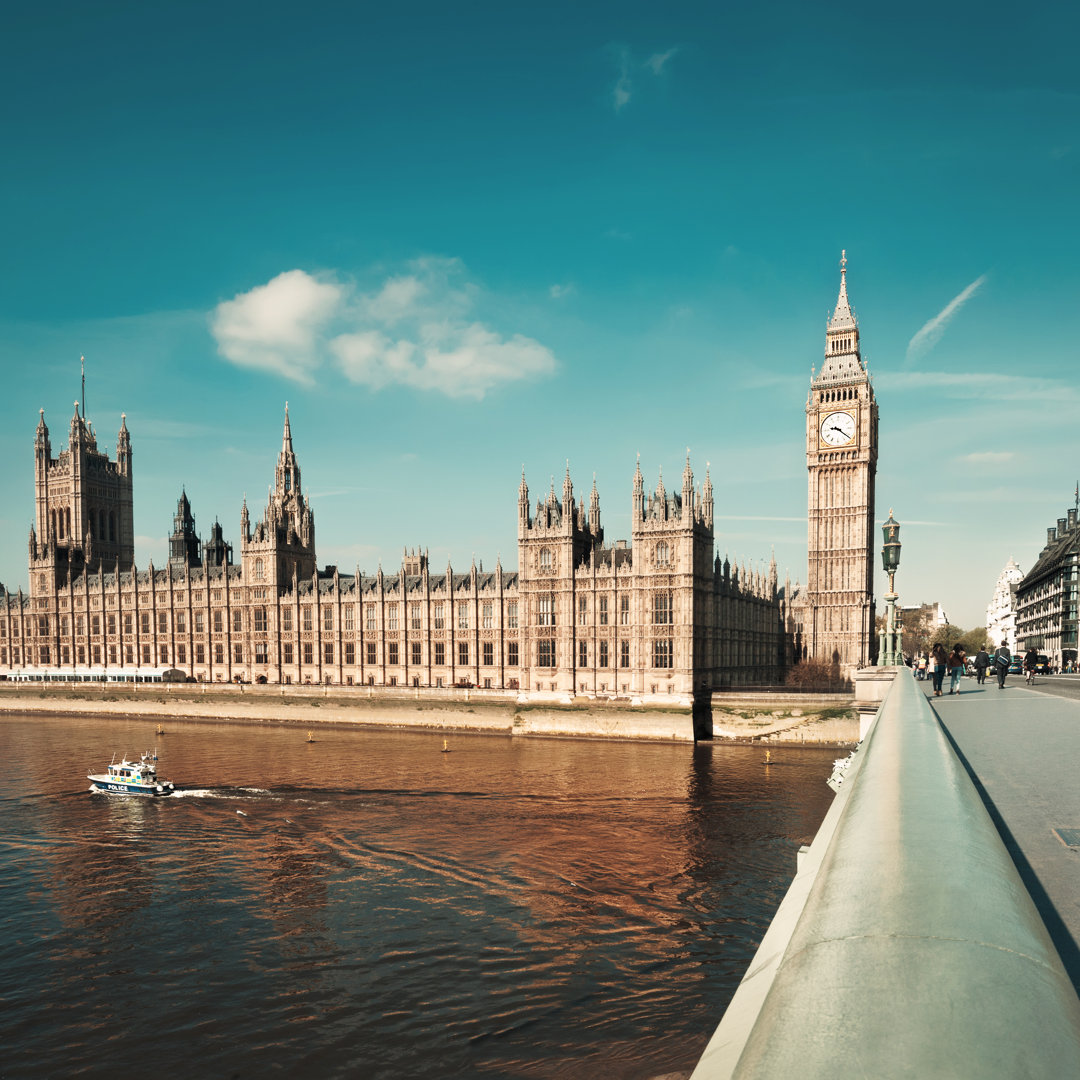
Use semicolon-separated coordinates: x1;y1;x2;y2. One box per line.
441;739;451;753
306;731;315;743
764;749;771;764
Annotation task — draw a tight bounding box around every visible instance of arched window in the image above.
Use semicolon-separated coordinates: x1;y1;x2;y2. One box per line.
539;548;552;571
254;558;264;581
656;541;670;567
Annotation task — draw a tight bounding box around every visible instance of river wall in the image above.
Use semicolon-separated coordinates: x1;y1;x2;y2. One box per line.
0;684;860;745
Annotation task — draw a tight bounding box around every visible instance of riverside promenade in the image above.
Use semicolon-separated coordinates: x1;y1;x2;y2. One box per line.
928;673;1080;993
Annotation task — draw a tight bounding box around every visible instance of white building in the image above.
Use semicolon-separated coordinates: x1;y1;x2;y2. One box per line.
986;558;1024;651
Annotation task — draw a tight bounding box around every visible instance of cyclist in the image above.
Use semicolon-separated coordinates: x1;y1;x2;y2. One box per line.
1023;645;1039;685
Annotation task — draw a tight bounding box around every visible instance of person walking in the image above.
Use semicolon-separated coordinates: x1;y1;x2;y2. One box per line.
916;653;928;681
974;646;990;685
948;644;966;694
931;642;948;697
994;641;1012;689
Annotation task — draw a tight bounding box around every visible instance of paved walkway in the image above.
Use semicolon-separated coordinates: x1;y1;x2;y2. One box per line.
924;673;1080;992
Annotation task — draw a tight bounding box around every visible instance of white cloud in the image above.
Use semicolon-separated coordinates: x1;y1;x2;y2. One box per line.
905;275;987;363
211;259;556;399
211;270;344;384
645;47;678;75
549;283;574;299
613;48;632;111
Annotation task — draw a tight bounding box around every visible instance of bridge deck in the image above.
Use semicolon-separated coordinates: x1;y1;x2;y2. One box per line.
929;673;1080;992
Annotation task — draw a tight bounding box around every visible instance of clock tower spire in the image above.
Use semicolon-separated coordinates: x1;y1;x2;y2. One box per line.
804;252;878;676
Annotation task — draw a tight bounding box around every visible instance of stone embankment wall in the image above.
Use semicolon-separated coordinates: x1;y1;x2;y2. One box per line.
0;685;859;746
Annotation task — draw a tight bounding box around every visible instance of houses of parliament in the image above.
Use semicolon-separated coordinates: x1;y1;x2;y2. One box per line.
0;258;878;698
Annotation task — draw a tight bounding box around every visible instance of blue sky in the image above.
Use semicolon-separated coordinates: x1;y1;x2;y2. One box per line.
1;1;1077;629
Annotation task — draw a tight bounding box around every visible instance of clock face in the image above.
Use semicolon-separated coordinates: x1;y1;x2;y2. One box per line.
820;410;856;447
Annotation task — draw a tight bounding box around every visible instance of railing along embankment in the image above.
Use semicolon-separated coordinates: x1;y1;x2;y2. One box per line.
691;670;1080;1079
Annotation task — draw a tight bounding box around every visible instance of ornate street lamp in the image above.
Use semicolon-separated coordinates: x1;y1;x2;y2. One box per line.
878;510;902;666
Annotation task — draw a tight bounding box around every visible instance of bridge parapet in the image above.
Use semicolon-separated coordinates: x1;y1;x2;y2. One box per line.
691;671;1080;1078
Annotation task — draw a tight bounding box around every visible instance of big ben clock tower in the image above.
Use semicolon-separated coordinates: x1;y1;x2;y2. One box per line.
805;252;878;674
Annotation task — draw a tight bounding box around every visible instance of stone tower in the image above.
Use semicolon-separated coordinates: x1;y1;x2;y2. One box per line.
240;405;316;591
805;252;878;674
168;490;202;570
29;401;135;596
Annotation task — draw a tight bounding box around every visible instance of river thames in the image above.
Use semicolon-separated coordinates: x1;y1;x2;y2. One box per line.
0;714;836;1079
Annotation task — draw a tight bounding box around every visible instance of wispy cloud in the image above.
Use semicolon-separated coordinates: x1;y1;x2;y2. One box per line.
905;275;987;363
962;451;1014;465
549;283;575;299
645;47;679;75
211;259;557;399
877;371;1078;403
609;43;679;111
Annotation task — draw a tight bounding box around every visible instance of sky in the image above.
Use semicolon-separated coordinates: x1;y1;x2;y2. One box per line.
1;0;1077;630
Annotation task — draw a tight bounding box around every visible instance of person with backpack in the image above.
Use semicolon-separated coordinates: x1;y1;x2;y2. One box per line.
948;644;966;694
930;642;948;697
974;646;990;685
994;641;1012;689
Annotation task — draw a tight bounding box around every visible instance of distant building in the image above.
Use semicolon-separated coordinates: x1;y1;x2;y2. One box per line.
1015;506;1079;666
986;559;1024;652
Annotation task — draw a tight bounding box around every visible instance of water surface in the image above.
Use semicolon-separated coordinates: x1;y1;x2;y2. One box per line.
0;715;836;1078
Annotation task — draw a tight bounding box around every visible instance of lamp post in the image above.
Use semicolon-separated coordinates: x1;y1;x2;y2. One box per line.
879;510;902;666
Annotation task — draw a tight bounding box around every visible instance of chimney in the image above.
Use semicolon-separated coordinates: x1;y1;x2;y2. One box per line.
1058;518;1068;536
1069;508;1078;531
1048;527;1058;545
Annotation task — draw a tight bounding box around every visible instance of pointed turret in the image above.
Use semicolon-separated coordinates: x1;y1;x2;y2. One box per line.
682;451;694;519
816;249;867;387
703;464;714;529
589;474;601;535
518;467;530;529
632;455;644;523
116;413;131;475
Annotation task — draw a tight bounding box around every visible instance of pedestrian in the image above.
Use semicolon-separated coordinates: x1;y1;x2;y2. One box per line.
994;640;1012;689
974;645;990;685
931;641;948;697
917;653;928;681
948;644;966;694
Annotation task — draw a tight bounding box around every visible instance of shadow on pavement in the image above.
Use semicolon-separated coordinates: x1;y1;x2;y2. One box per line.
938;715;1080;996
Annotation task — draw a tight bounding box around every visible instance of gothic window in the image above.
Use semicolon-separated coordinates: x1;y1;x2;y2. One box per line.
433;602;445;630
482;641;493;666
652;639;672;668
411;603;422;630
508;641;519;666
578;596;587;625
344;606;355;631
254;608;267;633
412;642;422;666
656;541;670;568
538;594;556;626
457;603;469;630
39;616;50;637
387;604;398;631
345;642;355;665
159;645;168;664
40;646;50;664
537;640;555;667
482;601;493;629
232;644;242;664
196;643;205;664
578;641;588;667
194;612;204;633
324;643;335;664
303;643;314;665
507;601;518;629
387;642;398;665
458;642;469;666
140;613;150;635
653;592;673;625
434;642;445;665
255;643;267;664
539;548;552;571
324;606;334;632
599;641;609;668
143;644;151;664
303;606;313;632
620;595;630;625
599;596;609;625
232;610;242;633
213;610;223;634
174;613;184;633
254;558;264;581
366;642;377;665
214;643;224;664
620;640;630;668
90;614;100;635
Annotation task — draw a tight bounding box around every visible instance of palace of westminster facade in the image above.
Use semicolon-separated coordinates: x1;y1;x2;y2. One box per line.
0;258;878;698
